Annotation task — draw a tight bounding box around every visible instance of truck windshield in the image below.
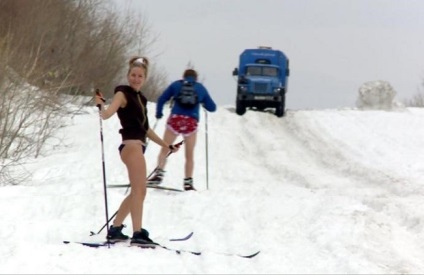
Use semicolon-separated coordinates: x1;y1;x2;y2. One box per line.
246;66;278;77
263;67;278;76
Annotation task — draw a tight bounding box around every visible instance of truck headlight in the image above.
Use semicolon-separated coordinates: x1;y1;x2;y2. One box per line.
237;85;247;94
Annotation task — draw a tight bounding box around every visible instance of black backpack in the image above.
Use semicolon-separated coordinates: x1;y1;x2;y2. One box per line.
175;81;198;109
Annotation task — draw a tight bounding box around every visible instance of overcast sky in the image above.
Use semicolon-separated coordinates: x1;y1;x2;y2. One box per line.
112;0;424;109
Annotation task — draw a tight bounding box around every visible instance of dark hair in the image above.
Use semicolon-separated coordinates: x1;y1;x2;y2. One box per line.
128;56;149;76
183;69;198;81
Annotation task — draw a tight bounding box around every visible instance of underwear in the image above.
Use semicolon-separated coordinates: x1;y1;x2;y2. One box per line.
166;114;198;137
118;144;146;154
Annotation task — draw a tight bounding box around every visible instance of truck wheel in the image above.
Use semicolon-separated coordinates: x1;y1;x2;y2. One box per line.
275;101;285;117
236;100;246;115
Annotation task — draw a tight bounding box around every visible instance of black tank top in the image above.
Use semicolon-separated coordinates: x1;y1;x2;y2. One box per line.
114;85;149;143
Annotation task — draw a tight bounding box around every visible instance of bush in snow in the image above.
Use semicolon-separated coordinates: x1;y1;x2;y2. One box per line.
356;80;403;110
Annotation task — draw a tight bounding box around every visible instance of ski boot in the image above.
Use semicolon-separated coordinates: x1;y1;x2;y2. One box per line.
183;177;196;191
106;224;129;242
147;168;165;186
130;228;156;248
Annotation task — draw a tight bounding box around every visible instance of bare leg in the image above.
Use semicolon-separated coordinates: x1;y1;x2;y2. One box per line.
114;144;147;232
112;196;130;227
183;132;197;178
157;127;178;169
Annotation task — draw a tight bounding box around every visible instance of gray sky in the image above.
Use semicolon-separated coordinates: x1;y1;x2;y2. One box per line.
113;0;424;109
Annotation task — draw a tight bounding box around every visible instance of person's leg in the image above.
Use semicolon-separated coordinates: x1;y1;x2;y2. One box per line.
157;127;179;169
118;144;157;247
148;126;179;185
183;132;197;178
115;143;147;232
182;131;197;191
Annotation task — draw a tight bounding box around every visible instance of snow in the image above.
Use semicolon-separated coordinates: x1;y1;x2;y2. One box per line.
2;100;424;274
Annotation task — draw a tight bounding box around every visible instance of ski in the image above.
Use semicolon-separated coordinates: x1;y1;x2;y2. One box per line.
157;244;261;258
63;240;200;255
63;240;260;258
63;240;113;247
147;184;184;192
169;231;194;241
87;231;193;243
107;183;184;192
63;234;192;247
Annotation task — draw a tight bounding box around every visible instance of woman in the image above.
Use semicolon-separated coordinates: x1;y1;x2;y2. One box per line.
148;69;216;191
94;56;180;247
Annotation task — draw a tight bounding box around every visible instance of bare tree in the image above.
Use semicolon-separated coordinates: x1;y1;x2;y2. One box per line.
404;79;424;107
0;31;71;184
0;0;167;97
0;0;168;185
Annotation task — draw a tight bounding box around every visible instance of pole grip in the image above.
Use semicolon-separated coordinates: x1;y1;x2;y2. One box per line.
95;88;106;109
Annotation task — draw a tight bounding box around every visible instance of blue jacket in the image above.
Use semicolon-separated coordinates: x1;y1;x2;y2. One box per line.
156;77;217;121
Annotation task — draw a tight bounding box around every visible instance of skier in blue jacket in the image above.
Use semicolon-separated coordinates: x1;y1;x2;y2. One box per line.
149;69;216;190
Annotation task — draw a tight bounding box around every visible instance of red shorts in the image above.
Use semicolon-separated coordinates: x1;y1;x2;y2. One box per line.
166;114;198;136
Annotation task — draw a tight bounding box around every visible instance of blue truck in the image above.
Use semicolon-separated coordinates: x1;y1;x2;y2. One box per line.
232;46;289;117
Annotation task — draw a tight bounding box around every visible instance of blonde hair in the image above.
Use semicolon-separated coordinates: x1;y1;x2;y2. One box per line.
127;56;150;129
128;56;149;76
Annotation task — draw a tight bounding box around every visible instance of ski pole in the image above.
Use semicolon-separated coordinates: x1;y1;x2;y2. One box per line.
94;89;110;237
144;118;160;149
90;140;184;236
204;109;209;190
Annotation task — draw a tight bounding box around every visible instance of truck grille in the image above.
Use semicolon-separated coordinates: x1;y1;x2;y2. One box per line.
253;83;269;93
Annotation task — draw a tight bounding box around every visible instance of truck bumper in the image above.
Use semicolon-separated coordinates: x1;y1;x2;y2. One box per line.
237;93;282;104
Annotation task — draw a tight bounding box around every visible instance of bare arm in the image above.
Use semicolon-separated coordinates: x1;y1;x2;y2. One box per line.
147;129;181;153
95;92;126;120
146;128;169;149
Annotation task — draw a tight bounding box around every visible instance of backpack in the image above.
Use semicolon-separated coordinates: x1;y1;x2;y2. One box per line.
175;81;198;109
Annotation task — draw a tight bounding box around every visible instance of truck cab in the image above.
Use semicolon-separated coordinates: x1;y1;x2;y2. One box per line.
232;46;289;117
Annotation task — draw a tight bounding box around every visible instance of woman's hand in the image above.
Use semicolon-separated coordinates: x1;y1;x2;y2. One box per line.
168;141;183;153
168;144;179;153
94;89;106;108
